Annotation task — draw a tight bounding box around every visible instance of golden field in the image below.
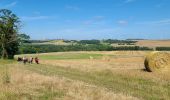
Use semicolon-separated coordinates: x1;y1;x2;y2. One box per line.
136;40;170;47
0;51;170;100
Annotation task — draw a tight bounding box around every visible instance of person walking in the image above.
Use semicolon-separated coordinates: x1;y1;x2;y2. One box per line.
23;56;27;64
35;57;39;64
29;56;34;64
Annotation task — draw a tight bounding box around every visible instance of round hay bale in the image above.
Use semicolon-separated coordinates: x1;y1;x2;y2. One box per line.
144;51;170;72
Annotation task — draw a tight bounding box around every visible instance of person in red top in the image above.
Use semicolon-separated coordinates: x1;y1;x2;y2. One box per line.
35;57;39;64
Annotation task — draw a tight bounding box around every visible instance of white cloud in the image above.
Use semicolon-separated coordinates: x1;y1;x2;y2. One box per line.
137;19;170;25
21;16;52;21
118;20;128;25
65;5;79;10
4;1;17;8
93;16;105;19
83;16;105;25
156;19;170;24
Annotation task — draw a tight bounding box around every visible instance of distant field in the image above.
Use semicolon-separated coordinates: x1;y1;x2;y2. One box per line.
136;40;170;47
32;40;73;45
1;51;170;100
31;39;170;48
111;40;170;48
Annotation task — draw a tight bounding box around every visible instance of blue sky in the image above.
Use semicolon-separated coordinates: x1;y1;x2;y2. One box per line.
0;0;170;40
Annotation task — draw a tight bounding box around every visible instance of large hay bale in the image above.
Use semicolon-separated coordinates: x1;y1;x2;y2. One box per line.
144;51;170;72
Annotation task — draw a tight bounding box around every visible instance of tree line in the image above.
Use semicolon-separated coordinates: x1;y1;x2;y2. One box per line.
27;39;137;45
156;47;170;51
17;44;153;54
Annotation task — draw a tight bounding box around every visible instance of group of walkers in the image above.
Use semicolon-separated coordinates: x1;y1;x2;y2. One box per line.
17;56;39;64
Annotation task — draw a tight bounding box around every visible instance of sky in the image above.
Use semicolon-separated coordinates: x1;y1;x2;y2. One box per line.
0;0;170;40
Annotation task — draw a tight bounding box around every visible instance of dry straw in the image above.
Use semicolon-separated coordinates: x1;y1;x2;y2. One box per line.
144;51;170;72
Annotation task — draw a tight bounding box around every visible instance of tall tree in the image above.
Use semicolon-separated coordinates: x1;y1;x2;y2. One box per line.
0;9;20;59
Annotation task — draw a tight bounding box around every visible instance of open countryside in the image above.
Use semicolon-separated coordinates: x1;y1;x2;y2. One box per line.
1;0;170;100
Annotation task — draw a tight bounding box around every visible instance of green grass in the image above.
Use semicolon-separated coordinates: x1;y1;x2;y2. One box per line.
17;53;104;60
15;52;145;61
36;87;65;100
0;60;16;64
0;88;65;100
23;64;170;100
41;53;103;60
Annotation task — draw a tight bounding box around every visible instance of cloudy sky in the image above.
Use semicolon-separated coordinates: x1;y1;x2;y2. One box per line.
0;0;170;40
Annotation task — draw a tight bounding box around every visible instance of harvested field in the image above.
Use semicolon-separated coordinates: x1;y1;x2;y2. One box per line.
0;64;137;100
1;51;170;100
136;40;170;48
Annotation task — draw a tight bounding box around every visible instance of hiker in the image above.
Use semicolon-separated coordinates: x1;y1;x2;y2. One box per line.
35;57;39;64
23;56;28;64
29;56;34;64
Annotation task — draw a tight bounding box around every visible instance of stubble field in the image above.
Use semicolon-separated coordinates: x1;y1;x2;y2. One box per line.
0;51;170;100
136;40;170;48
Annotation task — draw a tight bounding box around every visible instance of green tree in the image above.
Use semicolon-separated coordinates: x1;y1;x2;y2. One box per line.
0;9;20;59
18;33;30;44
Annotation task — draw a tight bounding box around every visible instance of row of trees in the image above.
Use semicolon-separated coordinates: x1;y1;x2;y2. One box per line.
29;39;136;45
156;47;170;51
16;44;170;54
18;44;153;54
78;40;101;44
103;39;137;44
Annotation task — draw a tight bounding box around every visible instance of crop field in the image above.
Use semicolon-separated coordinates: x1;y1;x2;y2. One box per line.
136;40;170;48
1;51;170;100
